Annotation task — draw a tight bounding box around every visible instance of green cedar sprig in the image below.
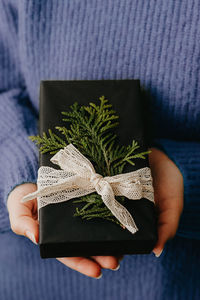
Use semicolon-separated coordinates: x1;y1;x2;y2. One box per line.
29;95;151;229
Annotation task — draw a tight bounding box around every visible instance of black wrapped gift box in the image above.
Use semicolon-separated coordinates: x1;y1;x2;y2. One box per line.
38;79;158;258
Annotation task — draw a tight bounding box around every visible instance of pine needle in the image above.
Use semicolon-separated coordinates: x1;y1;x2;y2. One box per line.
29;95;151;228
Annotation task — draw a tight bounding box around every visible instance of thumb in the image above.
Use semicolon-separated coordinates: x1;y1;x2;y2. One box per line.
15;215;39;245
10;210;39;245
152;208;180;257
7;183;39;245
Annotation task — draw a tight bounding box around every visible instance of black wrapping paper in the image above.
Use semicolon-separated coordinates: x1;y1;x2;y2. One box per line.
38;79;158;258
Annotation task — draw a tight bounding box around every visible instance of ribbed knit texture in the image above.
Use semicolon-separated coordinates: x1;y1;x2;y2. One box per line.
1;0;200;299
1;232;200;300
1;0;200;235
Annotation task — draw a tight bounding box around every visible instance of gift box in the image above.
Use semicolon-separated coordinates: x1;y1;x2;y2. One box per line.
27;79;158;258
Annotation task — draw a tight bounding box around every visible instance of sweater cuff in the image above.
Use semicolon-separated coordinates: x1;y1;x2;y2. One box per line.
0;132;39;232
150;138;200;239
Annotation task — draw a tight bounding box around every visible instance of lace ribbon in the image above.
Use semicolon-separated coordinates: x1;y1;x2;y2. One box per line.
21;143;155;234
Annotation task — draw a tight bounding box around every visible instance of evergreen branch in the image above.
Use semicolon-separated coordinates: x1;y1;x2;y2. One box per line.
29;95;151;228
29;129;67;154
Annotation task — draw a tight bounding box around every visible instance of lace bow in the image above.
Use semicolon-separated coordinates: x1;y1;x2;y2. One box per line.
21;143;154;234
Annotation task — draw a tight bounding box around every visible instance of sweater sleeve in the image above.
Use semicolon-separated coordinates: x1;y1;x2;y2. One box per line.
151;138;200;240
0;0;39;232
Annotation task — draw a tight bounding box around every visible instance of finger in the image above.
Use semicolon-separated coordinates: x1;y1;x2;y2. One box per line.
10;209;39;245
56;257;102;279
8;198;38;244
152;208;180;257
7;183;37;211
12;215;39;244
90;255;121;270
9;197;39;244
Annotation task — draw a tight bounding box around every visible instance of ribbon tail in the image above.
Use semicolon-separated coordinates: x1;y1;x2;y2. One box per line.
21;190;42;202
97;181;139;235
21;174;93;203
21;180;75;203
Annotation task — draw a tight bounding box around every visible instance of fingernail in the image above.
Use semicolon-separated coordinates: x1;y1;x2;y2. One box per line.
25;230;37;245
111;264;120;271
94;273;103;279
154;249;163;257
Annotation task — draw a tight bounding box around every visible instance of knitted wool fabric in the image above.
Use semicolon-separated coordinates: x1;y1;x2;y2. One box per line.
0;0;200;242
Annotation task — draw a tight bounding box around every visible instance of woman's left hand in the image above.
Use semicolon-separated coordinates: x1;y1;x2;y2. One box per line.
148;147;184;257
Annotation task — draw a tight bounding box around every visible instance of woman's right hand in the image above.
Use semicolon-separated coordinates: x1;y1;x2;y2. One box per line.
7;183;123;279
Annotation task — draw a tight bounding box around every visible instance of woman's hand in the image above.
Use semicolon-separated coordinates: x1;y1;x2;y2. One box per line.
7;146;183;278
7;183;122;279
149;147;184;257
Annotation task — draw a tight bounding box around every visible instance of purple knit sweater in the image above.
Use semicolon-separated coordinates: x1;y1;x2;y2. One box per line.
0;0;200;242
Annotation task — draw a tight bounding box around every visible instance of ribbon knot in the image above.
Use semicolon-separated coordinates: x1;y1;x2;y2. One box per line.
21;143;155;235
90;172;104;187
